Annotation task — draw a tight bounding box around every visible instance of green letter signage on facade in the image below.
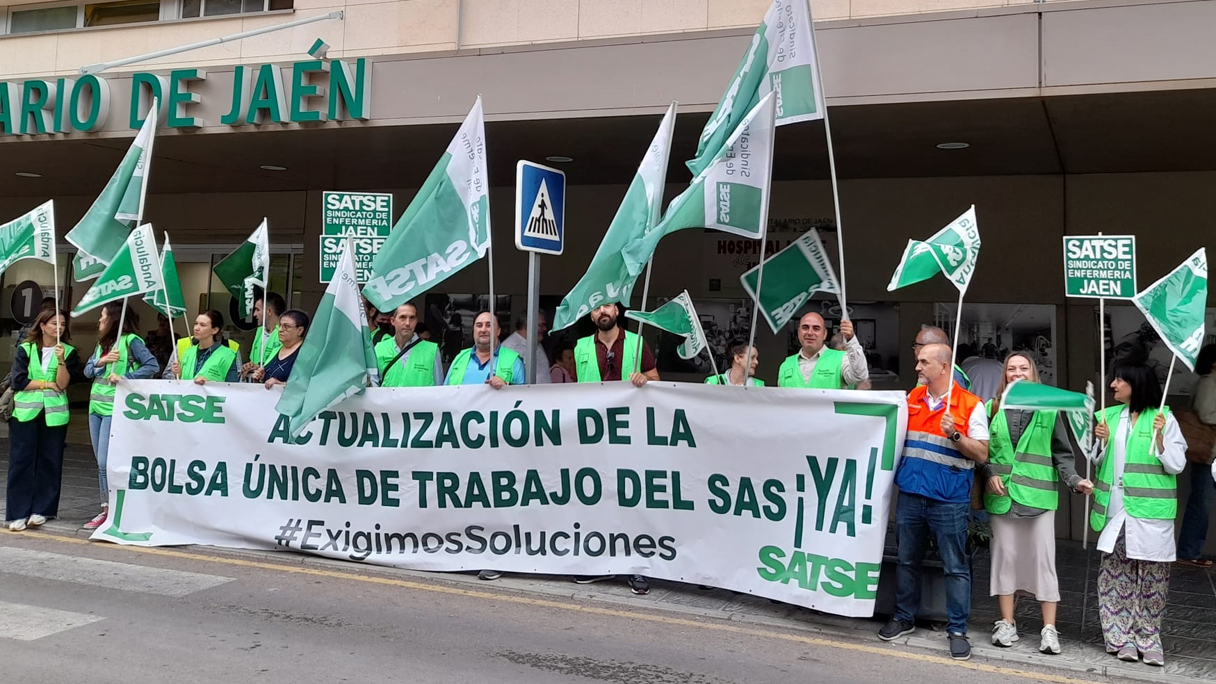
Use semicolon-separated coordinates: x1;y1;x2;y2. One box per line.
168;69;207;129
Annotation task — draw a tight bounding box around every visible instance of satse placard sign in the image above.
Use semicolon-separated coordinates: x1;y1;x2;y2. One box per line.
1063;236;1136;299
320;192;393;283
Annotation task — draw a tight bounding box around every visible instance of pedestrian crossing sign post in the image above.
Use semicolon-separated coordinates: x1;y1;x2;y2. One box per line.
515;161;566;255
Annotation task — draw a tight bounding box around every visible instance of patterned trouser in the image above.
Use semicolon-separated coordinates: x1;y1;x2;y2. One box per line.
1098;533;1170;654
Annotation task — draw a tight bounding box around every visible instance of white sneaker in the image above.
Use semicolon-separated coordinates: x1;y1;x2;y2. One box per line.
8;518;28;532
1039;625;1061;655
27;514;47;527
991;619;1019;647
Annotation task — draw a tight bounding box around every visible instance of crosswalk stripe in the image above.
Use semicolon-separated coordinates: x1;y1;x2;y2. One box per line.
0;600;104;641
0;547;233;597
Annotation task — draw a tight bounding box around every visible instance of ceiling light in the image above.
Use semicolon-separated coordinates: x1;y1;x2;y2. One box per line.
15;172;42;178
545;156;573;163
935;142;970;150
260;165;288;171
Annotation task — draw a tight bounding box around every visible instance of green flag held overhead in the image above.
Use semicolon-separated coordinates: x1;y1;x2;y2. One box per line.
213;219;269;319
0;200;56;274
1001;379;1096;457
741;229;839;334
1133;248;1208;371
363;96;490;312
622;93;777;277
277;241;380;438
688;0;824;176
72;224;163;317
887;206;980;293
144;233;186;318
625;291;709;360
67;107;157;282
552;103;676;330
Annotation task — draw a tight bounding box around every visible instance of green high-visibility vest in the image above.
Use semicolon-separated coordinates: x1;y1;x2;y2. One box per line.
777;348;846;389
983;400;1059;514
704;373;765;387
179;343;238;382
376;336;440;387
90;333;142;417
251;326;282;366
1091;405;1177;531
177;337;240;360
574;332;638;383
13;342;75;426
446;347;519;385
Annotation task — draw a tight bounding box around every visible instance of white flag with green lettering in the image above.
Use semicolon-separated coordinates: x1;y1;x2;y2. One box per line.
740;229;839;333
71;224;163;317
1132;248;1208;371
887;206;981;293
624;291;708;360
0;200;56;274
213;220;270;319
1001;379;1095;459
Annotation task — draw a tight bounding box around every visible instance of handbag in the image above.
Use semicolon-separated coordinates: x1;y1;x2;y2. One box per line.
0;376;13;422
1176;409;1216;465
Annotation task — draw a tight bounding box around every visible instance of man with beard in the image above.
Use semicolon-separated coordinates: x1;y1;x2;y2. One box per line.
444;311;524;388
572;303;659;387
376;303;444;387
778;312;868;389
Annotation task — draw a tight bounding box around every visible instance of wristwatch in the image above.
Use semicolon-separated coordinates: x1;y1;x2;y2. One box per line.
949;431;962;443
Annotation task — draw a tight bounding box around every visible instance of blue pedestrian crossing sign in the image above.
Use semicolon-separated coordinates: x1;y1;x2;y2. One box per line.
515;160;566;255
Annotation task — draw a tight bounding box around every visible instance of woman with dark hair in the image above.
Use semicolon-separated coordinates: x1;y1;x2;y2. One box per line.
1092;360;1187;666
256;309;309;389
704;340;764;386
82;302;160;530
983;353;1091;654
1176;343;1216;567
6;308;86;531
171;310;239;384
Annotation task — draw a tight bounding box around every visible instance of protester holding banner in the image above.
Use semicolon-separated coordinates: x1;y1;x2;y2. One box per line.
879;343;988;661
172;310;240;384
1176;344;1216;568
777;313;867;389
981;353;1091;654
705;340;763;387
444;311;523;389
573;304;658;387
242;292;285;381
6;308;85;531
1091;361;1187;666
377;303;443;387
257;310;309;389
83;302;160;530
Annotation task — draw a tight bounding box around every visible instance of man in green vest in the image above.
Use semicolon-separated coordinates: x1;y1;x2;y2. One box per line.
444;311;525;388
573;303;659;388
377;302;444;387
242;292;285;381
777;312;868;389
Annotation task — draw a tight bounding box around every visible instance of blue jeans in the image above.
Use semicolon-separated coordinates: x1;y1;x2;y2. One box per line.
88;413;112;506
1177;462;1215;560
894;492;971;635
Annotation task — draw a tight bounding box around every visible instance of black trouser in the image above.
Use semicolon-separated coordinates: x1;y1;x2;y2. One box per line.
6;417;68;521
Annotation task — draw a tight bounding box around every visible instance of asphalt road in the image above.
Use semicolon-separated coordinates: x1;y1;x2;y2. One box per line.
0;531;1134;684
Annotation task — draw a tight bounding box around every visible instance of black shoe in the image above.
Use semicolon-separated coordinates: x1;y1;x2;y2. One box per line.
948;633;971;661
573;575;614;584
627;575;650;595
878;619;916;641
477;570;503;581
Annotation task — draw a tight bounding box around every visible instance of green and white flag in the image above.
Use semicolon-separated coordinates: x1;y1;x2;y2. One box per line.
1001;379;1095;458
213;219;269;319
552;103;676;330
688;0;824;176
363;96;490;311
277;241;380;438
144;233;186;318
624;290;708;360
740;229;839;334
887;206;981;293
67;107;157;282
0;200;56;274
622;93;777;276
72;223;163;317
1132;248;1208;371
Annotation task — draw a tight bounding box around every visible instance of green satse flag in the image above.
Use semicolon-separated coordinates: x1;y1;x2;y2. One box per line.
72;224;164;317
1132;248;1208;371
0;200;56;274
276;241;380;438
1000;379;1095;460
887;205;981;293
624;290;708;359
552;103;676;330
687;0;824;176
144;233;186;318
740;228;839;334
621;93;777;277
363;96;490;312
213;219;269;319
67;107;156;282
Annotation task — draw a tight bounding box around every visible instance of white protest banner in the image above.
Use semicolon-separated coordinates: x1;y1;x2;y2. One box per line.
98;382;906;618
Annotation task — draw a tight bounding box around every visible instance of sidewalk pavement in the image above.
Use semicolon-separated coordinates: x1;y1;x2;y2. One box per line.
2;438;1214;683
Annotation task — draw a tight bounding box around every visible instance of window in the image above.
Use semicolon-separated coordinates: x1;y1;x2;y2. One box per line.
10;6;79;33
180;0;291;18
7;1;161;34
85;0;160;27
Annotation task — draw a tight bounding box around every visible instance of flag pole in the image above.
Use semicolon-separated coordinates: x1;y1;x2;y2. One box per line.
947;288;966;408
1151;355;1177;449
634;102;678;375
52;240;61;347
633;262;654;375
745;102;778;381
809;5;848;317
115;297;128;379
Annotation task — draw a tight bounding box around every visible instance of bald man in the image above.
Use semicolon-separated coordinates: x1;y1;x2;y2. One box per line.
913;325;971;390
777;313;869;389
879;342;989;661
